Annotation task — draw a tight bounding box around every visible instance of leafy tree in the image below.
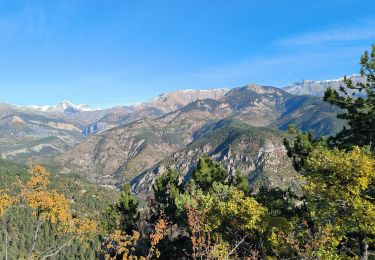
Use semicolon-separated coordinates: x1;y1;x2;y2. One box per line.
284;130;375;258
0;164;97;259
304;146;375;259
270;222;343;259
100;217;168;260
324;44;375;152
185;184;267;258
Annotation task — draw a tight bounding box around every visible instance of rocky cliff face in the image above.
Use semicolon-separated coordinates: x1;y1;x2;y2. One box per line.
136;88;229;113
131;119;301;195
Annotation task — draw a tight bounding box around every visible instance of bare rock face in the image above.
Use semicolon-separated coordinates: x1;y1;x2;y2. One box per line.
131;119;301;195
136;88;229;113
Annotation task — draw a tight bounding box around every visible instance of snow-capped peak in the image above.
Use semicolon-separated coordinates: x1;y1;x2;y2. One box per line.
282;74;365;97
21;100;96;113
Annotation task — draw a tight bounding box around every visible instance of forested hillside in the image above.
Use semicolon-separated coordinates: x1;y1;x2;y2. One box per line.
0;159;118;259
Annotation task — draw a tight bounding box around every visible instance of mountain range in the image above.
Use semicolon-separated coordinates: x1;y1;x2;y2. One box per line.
0;75;352;193
54;83;343;192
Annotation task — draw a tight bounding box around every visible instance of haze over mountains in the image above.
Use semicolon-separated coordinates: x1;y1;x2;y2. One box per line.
0;75;354;192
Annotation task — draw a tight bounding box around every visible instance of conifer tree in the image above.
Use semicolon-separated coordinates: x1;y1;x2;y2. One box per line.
117;184;140;233
324;44;375;152
192;156;227;191
104;184;139;234
152;168;183;224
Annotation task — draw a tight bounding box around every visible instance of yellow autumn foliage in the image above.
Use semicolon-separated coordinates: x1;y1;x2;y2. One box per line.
305;146;375;235
24;190;71;223
0;193;17;216
27;164;50;191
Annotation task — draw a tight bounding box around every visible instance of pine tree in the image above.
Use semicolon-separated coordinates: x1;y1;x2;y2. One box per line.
324;44;375;152
228;170;250;194
152;168;183;224
118;184;140;233
283;125;325;172
192;156;227;191
105;184;140;234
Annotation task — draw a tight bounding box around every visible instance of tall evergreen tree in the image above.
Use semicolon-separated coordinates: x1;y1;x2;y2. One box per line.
117;184;140;233
152;168;183;224
103;183;140;234
324;44;375;152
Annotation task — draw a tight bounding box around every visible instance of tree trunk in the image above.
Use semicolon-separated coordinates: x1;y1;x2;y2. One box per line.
359;234;369;260
2;216;8;260
27;214;42;260
41;242;69;260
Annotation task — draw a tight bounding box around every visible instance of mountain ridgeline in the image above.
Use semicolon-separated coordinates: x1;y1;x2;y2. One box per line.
0;78;348;193
54;83;343;192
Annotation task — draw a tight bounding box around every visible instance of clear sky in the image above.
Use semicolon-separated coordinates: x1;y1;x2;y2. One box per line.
0;0;374;108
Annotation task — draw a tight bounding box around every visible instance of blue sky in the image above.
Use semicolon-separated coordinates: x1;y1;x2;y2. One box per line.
0;0;374;108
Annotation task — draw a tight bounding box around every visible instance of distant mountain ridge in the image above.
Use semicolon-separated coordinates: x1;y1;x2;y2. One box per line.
4;74;360;115
282;74;365;96
4;88;229;115
15;100;97;113
136;88;229;113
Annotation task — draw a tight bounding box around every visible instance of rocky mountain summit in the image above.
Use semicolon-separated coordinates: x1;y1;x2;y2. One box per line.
82;88;229;136
136;88;229;113
24;100;96;113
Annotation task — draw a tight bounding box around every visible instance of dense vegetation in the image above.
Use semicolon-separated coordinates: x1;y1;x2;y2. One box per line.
0;160;118;259
0;45;374;259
